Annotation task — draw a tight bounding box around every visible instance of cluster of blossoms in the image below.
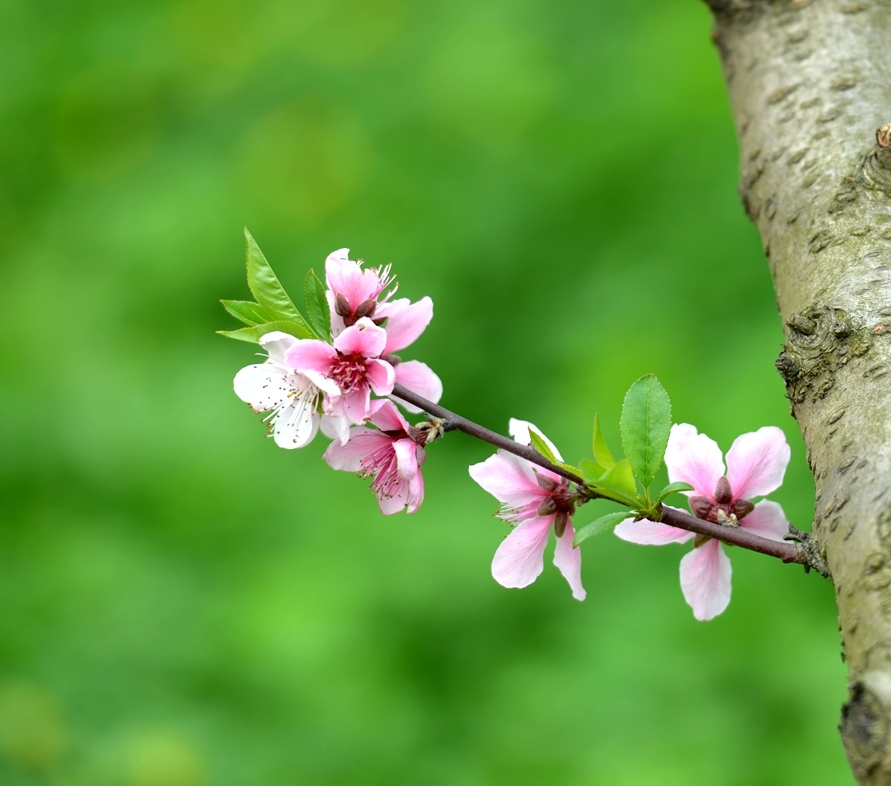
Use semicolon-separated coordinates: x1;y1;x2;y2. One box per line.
233;250;442;514
229;245;796;622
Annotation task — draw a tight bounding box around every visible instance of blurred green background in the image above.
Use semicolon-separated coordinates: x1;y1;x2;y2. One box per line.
0;0;850;784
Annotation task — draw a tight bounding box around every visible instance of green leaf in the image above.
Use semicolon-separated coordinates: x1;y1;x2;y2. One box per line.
221;299;274;327
529;428;558;464
573;511;631;547
592;413;616;469
304;269;332;341
216;319;315;344
556;461;583;478
244;228;313;335
654;481;694;506
596;458;639;504
580;458;609;485
620;374;672;490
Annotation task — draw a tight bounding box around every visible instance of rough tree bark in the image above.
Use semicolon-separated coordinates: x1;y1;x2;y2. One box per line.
704;0;891;782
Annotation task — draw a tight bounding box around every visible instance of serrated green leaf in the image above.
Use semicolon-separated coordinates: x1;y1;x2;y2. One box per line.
620;374;672;489
216;319;315;344
244;228;313;335
221;299;274;327
529;429;558;464
573;511;631;547
304;269;331;341
654;481;694;506
592;413;616;469
580;458;609;485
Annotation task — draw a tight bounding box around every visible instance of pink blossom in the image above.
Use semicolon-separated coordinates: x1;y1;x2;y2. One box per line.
377;296;443;412
324;400;425;515
469;420;585;601
286;318;396;444
615;424;790;620
233;332;338;449
325;249;395;335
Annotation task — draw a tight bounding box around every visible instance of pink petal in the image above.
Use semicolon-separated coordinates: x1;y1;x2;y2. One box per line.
725;426;790;500
405;461;425;514
614;515;695;545
679;539;732;621
323;428;389;471
321;414;351;445
378;487;409;516
739;500;789;542
393;438;422;481
333;318;387;359
491;517;552;589
469;451;543;509
365;358;396;396
340;388;371;424
368;400;409;433
379;297;434;354
664;423;725;498
553;523;586;601
509;419;563;462
286;340;337;376
326;249;378;307
392;361;443;412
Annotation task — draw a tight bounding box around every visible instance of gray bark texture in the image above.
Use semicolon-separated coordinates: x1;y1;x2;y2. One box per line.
705;0;891;782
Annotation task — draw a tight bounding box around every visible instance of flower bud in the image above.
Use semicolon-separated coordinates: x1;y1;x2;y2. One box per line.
354;299;377;320
714;476;733;504
335;292;352;317
689;495;713;520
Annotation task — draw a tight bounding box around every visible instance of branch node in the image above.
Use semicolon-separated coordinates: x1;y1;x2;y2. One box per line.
784;525;832;579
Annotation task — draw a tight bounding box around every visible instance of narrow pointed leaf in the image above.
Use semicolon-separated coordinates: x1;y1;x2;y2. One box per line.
529;429;558;464
592;414;616;468
222;299;274;327
654;481;694;506
556;461;583;478
244;228;312;335
216;319;314;344
573;511;631;547
304;269;332;341
620;374;672;489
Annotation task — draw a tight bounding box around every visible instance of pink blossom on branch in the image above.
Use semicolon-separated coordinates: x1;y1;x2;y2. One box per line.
324;249;442;412
469;420;585;601
325;249;395;335
324;400;426;515
285;318;396;444
615;423;791;621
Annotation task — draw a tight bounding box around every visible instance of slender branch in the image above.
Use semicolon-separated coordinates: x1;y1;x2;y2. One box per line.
391;383;586;486
391;383;827;575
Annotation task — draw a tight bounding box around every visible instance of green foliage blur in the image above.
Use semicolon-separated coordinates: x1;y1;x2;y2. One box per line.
0;0;850;784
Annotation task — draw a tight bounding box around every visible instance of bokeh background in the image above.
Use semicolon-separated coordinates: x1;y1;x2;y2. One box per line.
0;0;851;784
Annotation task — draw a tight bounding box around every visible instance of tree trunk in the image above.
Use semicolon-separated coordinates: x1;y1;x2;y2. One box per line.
704;0;891;782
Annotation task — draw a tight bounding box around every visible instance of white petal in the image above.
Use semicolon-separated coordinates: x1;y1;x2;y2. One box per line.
271;387;320;449
233;363;289;411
